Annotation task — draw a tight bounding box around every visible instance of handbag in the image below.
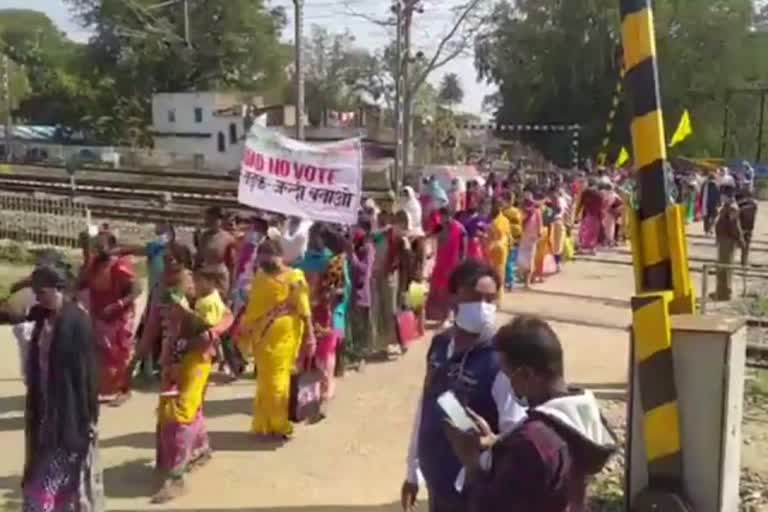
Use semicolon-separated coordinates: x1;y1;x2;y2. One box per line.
289;360;323;423
395;309;420;348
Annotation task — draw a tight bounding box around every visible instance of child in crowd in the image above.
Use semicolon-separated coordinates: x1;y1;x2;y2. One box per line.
312;287;338;402
161;267;228;396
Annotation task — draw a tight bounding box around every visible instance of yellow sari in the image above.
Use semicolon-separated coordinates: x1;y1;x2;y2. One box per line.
239;268;310;436
503;206;523;243
158;348;212;424
486;213;511;301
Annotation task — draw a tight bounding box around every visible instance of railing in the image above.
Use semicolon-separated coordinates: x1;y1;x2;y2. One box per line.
699;262;768;351
0;192;90;248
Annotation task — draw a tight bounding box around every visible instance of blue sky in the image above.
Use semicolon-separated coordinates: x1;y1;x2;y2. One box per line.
0;0;495;115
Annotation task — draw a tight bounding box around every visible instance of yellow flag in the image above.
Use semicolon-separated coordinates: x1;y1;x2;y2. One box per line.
670;109;693;147
615;146;630;167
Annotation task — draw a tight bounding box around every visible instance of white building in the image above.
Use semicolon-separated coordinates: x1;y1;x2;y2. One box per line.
150;91;266;172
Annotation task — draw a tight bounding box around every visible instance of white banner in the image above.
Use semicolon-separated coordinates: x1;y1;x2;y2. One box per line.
238;125;363;225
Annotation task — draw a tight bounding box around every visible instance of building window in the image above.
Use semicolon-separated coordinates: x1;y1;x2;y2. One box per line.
217;132;226;152
194;107;203;123
229;123;237;143
168;109;176;123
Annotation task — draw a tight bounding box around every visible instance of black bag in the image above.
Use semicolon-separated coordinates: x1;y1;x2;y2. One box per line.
288;365;323;423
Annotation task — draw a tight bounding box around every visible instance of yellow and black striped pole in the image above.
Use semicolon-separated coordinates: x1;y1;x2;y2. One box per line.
596;54;625;167
619;0;695;508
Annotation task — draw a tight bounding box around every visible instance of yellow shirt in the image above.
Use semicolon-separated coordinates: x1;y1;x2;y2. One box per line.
195;289;227;327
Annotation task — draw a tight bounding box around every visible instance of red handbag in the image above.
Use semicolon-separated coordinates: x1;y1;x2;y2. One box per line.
395;310;421;348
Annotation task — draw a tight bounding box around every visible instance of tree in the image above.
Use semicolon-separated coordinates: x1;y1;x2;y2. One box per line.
438;72;464;109
475;0;768;164
63;0;289;143
0;9;97;130
291;25;373;126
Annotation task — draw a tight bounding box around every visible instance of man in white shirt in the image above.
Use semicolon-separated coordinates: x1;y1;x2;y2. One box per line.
280;216;312;265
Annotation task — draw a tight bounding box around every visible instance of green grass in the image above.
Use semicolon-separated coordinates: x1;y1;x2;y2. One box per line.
746;369;768;399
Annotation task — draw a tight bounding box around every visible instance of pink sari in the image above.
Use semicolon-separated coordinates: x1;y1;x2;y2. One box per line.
426;220;465;322
82;257;136;398
578;190;602;252
467;237;485;261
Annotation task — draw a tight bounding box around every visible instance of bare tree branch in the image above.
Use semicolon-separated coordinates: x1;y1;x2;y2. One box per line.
341;0;396;27
410;0;487;93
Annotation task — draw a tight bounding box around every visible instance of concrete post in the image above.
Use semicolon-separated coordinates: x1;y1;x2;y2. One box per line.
628;315;747;512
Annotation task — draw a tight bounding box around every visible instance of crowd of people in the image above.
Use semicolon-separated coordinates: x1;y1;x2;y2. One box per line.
0;160;760;511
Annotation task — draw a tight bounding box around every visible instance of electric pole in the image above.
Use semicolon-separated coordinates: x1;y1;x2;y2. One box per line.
401;3;413;181
393;1;403;187
294;0;305;140
183;0;191;46
3;54;11;163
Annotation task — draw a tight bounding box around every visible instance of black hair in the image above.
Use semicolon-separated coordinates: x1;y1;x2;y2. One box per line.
495;315;564;378
323;228;346;254
359;216;373;231
252;218;269;234
438;206;450;216
205;206;224;220
257;238;283;256
448;259;501;295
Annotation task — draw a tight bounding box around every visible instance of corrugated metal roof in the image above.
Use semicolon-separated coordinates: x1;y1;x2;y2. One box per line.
0;125;58;141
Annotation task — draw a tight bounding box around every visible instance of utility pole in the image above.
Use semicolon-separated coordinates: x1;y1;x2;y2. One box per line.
3;54;11;163
294;0;305;140
401;2;413;181
757;89;766;163
183;0;191;46
393;1;403;188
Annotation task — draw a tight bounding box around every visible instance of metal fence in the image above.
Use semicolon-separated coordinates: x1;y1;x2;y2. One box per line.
0;193;90;248
699;262;768;348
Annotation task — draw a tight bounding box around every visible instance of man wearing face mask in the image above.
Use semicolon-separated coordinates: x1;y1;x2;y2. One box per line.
401;260;526;512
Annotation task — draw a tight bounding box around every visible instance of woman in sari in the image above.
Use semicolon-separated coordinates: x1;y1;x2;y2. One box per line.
398;186;423;234
464;212;489;262
577;181;603;255
152;274;234;503
293;223;332;292
447;177;466;213
1;264;104;512
549;187;568;269
315;228;348;399
230;217;267;317
600;183;620;248
370;211;400;355
425;207;467;324
502;196;523;290
534;204;557;282
238;239;315;439
79;229;142;406
347;222;376;360
485;200;512;302
517;197;542;288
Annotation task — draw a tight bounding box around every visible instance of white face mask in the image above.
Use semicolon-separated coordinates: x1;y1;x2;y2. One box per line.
455;301;497;336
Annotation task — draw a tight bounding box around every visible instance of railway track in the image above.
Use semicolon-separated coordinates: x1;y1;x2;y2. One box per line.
0;175;239;208
12;162;236;182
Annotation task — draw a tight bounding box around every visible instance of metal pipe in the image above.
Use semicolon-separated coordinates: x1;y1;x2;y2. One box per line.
293;0;305;141
757;89;765;163
700;264;709;314
393;1;402;189
183;0;191;46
